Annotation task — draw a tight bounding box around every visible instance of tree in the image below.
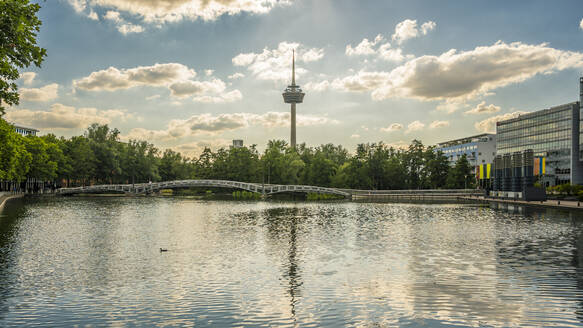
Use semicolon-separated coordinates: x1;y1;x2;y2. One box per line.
0;0;47;116
446;154;473;189
0;118;30;181
425;148;450;189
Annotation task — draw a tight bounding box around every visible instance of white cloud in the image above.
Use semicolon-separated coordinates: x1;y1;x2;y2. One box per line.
346;34;384;56
74;63;196;91
345;35;411;62
104;10;121;22
380;123;403;132
392;19;435;44
125;112;336;141
67;0;290;31
232;42;324;81
205;69;214;76
331;71;390;93
421;21;436;35
169;79;226;98
228;73;245;80
192;89;242;103
429;120;449;129
87;11;99;20
118;23;144;34
465;101;501;115
5;103;133;129
475;111;528;133
20;72;36;85
350;134;360;139
580;18;583;30
19;83;59;102
359;41;583;102
392;19;419;44
146;94;161;100
304;80;330;92
406;120;425;133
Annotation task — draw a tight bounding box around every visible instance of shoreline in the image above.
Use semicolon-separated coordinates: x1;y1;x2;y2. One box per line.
0;193;24;213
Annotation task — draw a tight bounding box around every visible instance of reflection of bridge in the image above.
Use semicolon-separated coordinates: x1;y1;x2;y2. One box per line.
56;179;352;198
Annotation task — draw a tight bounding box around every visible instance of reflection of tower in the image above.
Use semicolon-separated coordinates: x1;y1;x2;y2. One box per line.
282;50;305;148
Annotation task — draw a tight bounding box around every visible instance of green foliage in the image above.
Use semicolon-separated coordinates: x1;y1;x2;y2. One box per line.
232;190;261;200
0;0;47;116
446;154;473;189
306;193;343;201
0;118;482;191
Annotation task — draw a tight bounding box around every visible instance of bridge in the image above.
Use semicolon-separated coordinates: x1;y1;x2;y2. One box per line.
56;179;352;198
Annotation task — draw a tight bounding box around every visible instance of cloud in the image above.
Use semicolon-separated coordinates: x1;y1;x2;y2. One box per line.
345;34;411;62
380;123;403;132
406;120;425;133
20;72;36;85
421;21;436;35
118;23;144;34
475;111;528;133
228;73;245;80
580;18;583;30
145;94;161;100
392;19;436;44
74;63;196;91
304;80;330;92
192;89;242;103
67;0;290;31
465;101;501;115
350;134;360;139
87;11;99;20
5;103;133;129
346;34;384;56
232;42;324;81
104;10;121;22
125;112;337;141
352;41;583;102
19;83;59;102
172;139;231;157
331;71;390;93
169;79;226;98
429;120;449;129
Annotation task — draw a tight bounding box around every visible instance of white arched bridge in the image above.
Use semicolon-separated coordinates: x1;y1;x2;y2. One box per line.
56;179;352;199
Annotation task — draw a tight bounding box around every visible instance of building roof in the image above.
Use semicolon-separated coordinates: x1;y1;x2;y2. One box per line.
10;122;39;132
496;101;579;126
436;133;494;148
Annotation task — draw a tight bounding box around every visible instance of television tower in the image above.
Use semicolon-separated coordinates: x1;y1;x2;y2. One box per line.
282;50;305;148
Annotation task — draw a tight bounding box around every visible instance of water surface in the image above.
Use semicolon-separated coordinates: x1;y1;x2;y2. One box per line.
1;197;583;327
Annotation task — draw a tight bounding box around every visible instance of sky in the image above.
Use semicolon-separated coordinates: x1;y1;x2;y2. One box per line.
5;0;583;156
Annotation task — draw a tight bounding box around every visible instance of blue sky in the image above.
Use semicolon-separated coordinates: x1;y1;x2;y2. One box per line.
6;0;583;155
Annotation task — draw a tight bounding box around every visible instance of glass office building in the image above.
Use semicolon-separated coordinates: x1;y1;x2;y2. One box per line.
496;102;582;186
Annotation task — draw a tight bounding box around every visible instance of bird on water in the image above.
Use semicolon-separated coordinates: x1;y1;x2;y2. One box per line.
160;248;168;252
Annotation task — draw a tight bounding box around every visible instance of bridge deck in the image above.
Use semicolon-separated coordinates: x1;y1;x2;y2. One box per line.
56;179;352;198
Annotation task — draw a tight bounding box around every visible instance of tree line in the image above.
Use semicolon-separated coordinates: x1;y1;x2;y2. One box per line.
0;119;474;191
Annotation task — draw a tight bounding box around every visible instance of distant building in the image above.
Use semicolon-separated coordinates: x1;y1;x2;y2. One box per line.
436;133;497;171
232;139;244;149
496;101;582;187
11;123;39;137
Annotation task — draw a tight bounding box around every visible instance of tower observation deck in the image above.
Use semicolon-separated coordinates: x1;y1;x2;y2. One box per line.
282;50;305;148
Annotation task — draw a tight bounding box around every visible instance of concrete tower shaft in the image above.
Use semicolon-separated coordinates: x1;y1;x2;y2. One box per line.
282;50;305;148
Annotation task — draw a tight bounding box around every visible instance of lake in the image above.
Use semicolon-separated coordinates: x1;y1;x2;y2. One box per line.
1;197;583;327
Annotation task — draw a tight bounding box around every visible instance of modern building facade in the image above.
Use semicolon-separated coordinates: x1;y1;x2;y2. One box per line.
231;139;244;148
282;50;304;148
496;101;582;187
436;134;497;170
11;123;39;137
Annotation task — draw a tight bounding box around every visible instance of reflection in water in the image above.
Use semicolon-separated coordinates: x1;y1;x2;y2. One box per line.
1;198;583;326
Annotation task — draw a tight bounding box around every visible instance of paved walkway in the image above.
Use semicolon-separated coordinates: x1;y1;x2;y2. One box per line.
461;195;583;211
